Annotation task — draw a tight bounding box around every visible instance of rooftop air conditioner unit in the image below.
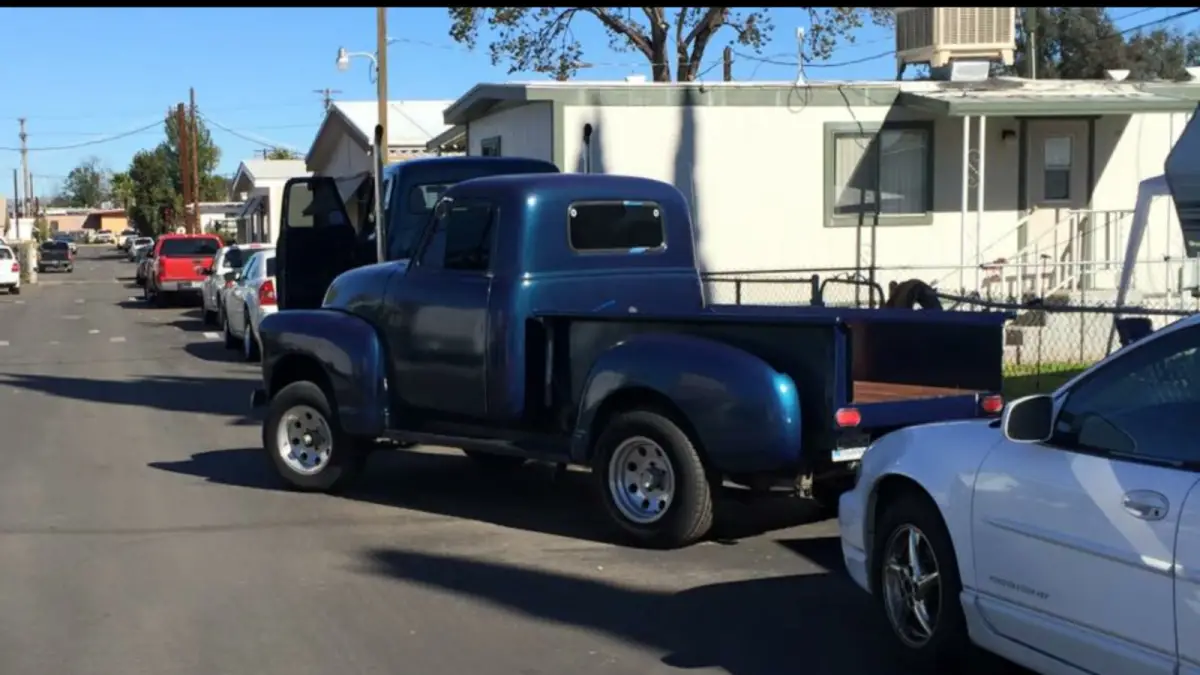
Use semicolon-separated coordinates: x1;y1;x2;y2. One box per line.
895;7;1016;70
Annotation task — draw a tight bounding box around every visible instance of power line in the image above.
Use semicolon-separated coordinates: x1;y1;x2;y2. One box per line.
0;120;162;153
198;114;305;153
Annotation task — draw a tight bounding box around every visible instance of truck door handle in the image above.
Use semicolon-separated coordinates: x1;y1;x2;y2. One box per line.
1122;490;1169;521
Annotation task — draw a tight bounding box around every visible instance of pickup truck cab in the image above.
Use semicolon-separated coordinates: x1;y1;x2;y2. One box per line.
253;167;1009;548
144;233;222;306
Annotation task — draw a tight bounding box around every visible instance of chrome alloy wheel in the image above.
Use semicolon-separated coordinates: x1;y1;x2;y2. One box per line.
881;524;943;648
276;405;334;475
607;436;676;524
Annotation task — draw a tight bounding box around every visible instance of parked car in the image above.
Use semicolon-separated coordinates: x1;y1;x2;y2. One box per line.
200;243;272;325
0;244;20;294
37;240;74;273
142;233;222;306
117;229;138;251
127;237;154;262
134;246;153;286
838;312;1200;672
250;167;1009;549
220;249;277;361
93;231;114;245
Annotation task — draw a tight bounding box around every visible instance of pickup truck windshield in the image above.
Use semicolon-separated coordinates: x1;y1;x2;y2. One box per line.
160;238;220;257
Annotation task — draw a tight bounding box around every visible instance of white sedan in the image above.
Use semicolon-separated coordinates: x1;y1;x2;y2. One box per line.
0;244;20;294
839;314;1200;675
221;249;277;362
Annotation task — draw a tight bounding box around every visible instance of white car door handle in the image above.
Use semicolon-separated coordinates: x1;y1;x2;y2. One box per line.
1122;490;1169;521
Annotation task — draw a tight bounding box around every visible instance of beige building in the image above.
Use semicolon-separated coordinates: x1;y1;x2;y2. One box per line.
305;99;457;183
433;78;1200;305
230;159;309;244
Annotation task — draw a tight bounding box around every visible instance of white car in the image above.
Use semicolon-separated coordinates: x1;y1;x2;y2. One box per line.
0;244;20;294
201;244;273;326
221;249;277;361
93;231;114;245
839;313;1200;674
117;229;138;251
127;237;154;262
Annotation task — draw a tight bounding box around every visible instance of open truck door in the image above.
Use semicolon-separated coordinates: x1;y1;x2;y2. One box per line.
276;176;358;310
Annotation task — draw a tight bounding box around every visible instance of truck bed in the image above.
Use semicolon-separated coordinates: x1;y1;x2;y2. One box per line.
852;380;979;404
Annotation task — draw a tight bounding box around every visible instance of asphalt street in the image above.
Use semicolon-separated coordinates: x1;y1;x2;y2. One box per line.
0;246;1027;675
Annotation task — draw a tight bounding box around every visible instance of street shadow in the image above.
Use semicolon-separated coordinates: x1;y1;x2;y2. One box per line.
147;446;828;546
674;85;702;274
0;371;260;425
140;308;208;332
355;545;915;675
183;340;241;364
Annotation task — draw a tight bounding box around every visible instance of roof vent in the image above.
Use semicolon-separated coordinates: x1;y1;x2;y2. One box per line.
1107;69;1131;82
1188;67;1200;81
625;74;647;83
895;7;1016;69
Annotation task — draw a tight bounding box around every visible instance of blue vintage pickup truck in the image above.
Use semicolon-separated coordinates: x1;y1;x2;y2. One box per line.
251;158;1008;548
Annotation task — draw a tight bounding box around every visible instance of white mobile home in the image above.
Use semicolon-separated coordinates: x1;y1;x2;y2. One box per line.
230;159;309;244
429;79;1200;305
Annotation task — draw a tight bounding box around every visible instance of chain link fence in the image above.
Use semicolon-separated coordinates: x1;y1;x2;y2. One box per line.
702;268;1199;397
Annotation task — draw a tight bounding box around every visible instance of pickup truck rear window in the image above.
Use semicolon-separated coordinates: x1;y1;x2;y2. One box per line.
568;202;665;252
41;241;69;251
160;238;220;257
407;184;451;214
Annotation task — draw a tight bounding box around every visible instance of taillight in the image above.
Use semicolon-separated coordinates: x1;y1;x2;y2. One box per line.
834;407;861;428
979;394;1004;416
258;279;276;306
10;262;18;273
224;279;234;289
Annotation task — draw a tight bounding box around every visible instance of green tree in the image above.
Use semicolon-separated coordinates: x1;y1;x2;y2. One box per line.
447;7;892;81
61;157;111;208
265;147;299;160
1012;8;1200;80
127;147;176;236
109;171;135;211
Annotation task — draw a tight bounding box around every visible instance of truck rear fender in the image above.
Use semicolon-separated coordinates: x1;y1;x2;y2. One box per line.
571;333;802;473
259;310;389;438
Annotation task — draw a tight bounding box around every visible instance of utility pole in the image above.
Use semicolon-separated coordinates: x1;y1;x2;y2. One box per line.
11;170;19;220
376;7;389;160
723;46;733;82
18;118;29;219
314;87;342;112
176;103;192;233
189;88;201;234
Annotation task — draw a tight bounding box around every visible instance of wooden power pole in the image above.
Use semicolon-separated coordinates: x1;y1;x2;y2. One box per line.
17;118;29;219
376;8;389;156
189;88;201;233
314;88;342;111
176;103;191;233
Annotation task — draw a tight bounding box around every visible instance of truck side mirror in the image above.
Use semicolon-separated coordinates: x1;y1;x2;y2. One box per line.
1002;394;1054;443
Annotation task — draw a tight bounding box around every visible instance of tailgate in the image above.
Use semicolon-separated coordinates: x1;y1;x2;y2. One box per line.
161;256;211;281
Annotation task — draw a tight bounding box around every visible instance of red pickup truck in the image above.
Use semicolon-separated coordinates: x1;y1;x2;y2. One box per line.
144;233;223;306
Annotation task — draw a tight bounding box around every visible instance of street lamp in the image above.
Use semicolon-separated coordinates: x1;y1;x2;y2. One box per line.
335;46;377;76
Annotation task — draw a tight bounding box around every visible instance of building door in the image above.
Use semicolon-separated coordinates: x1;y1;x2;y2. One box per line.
1023;119;1091;292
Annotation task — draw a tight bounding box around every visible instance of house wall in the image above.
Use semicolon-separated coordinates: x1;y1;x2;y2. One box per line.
98;215;128;233
559;102;1025;296
467;102;555;161
315;133;371;179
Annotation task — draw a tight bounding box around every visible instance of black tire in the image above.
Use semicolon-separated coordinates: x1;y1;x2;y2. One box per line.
243;312;259;362
462;450;526;471
872;492;969;669
9;286;18;295
66;266;74;274
222;310;237;349
142;283;152;302
203;308;216;325
591;409;713;549
263;381;365;492
154;289;169;308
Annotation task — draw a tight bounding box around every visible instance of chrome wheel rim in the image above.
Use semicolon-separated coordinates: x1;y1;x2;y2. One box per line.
276;405;333;475
881;524;942;648
607;436;676;524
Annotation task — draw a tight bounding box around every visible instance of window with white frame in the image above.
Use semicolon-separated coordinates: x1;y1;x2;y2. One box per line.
1043;136;1072;201
828;124;932;226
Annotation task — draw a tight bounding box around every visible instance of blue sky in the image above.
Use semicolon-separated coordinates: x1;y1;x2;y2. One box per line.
0;7;1193;198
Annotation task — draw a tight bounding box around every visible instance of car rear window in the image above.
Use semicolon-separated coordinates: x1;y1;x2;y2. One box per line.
159;237;220;257
265;256;277;278
0;248;12;260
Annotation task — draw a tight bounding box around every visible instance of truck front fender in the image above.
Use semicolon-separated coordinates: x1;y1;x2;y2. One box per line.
259;309;389;438
572;333;802;473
